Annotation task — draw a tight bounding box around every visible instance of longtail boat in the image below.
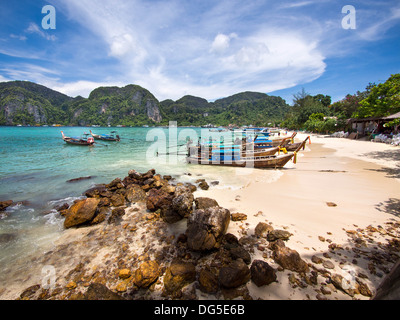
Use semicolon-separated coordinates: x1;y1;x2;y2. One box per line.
90;130;120;141
186;137;310;169
61;131;95;146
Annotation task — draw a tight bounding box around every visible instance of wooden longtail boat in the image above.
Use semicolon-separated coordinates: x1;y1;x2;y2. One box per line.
187;137;310;169
61;131;95;146
90;130;120;141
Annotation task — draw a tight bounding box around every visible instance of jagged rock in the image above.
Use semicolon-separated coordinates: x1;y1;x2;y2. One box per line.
128;169;142;179
83;185;107;198
186;206;230;251
194;197;219;210
219;259;251;288
267;229;292;242
19;284;41;299
146;188;172;212
163;260;196;294
271;240;309;273
330;273;355;297
250;260;277;287
110;194;125;207
125;184;146;203
134;260;160;288
91;207;109;225
254;222;274;238
64;198;100;228
106;178;124;191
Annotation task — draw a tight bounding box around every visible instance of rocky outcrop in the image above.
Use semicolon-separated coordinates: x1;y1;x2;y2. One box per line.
64;198;100;228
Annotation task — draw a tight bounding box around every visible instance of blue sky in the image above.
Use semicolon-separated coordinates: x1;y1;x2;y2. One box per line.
0;0;400;105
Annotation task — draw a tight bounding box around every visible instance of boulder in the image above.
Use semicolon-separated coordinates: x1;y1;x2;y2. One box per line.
128;169;142;180
134;260;160;288
271;240;309;273
186;206;230;251
219;259;251;288
64;198;100;228
194;197;219;210
250;260;277;287
125;184;146;203
198;181;209;190
163;260;196;293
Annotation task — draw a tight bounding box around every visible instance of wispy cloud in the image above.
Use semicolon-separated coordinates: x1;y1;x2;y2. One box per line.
26;22;57;41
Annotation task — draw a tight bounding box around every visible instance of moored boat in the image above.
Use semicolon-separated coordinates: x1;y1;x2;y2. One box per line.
90;130;120;141
186;136;310;169
61;131;95;146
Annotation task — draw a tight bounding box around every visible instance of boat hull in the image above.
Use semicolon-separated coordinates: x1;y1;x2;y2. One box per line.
186;153;294;169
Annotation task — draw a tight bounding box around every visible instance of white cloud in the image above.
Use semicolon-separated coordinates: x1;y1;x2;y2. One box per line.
210;33;237;54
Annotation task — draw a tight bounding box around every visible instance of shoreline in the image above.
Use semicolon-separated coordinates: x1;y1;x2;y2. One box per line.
1;133;399;300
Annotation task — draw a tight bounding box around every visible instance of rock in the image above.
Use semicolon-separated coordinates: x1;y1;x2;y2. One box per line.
19;284;41;299
198;268;219;294
267;229;292;242
0;200;13;212
171;186;194;218
194;197;219;210
163;260;196;294
271;240;309;273
146;188;172;212
231;213;247;221
84;185;107;198
219;259;251;289
161;184;176;195
198;181;209;190
118;269;131;279
64;198;100;228
254;222;274;238
106;178;124;191
326;202;337;207
0;233;17;243
108;207;125;224
84;283;125;300
163;175;172;181
128;169;142;179
250;260;277;287
356;279;372;297
229;246;251;265
110;194;125;207
125;184;146;203
134;260;160;288
91;207;109;225
330;273;355;297
323;260;335;269
66;176;93;183
311;255;323;264
186;206;230;251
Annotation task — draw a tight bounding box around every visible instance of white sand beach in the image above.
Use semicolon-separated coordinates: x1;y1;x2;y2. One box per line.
194;132;400;299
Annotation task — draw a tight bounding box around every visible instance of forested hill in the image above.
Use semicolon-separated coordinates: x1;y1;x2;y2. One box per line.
0;80;290;127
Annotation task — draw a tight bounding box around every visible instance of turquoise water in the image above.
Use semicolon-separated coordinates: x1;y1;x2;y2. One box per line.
0;126;284;284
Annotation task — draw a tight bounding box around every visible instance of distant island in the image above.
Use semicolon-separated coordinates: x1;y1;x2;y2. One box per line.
0;81;290;127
